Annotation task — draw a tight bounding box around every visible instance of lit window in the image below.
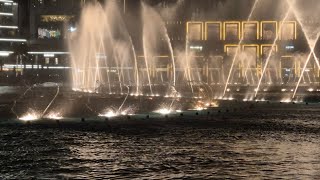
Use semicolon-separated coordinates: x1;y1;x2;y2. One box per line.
45;58;50;64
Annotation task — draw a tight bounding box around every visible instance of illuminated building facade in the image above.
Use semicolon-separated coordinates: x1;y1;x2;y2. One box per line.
23;0;124;83
0;0;27;77
155;0;317;85
0;0;319;85
186;20;301;84
17;0;91;83
27;0;84;68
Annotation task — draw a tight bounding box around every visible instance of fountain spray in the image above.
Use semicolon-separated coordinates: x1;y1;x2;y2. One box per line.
41;86;60;118
292;35;320;99
11;85;33;118
255;10;291;98
117;86;130;114
223;0;260;97
129;36;140;95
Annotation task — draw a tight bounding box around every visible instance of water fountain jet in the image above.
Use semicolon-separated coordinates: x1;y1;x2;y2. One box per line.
292;35;320;99
255;10;291;98
223;0;260;97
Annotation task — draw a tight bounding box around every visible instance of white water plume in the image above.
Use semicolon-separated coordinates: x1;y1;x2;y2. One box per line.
69;1;138;92
141;2;176;87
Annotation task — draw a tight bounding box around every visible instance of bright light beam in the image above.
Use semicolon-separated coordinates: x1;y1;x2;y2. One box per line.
285;0;320;69
292;35;320;99
223;0;260;97
255;10;291;98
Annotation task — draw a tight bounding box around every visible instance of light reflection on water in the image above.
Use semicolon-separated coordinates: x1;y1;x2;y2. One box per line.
1;109;320;179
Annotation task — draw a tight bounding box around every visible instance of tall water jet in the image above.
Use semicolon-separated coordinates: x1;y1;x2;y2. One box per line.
142;36;154;94
292;36;320;99
255;10;292;98
129;36;140;94
66;0;320;103
68;3;110;92
141;2;179;92
222;0;260;97
183;35;194;93
284;0;320;98
164;31;176;87
185;37;192;92
69;1;136;93
158;0;184;87
104;1;130;93
287;0;320;69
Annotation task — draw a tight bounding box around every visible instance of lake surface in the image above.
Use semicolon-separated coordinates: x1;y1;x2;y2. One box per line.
1;106;320;179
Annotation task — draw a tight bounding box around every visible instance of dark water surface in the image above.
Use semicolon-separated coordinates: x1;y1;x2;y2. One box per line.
1;107;320;179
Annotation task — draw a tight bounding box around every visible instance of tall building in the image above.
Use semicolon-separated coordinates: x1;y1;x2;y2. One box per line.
27;0;84;65
0;0;27;73
20;0;91;83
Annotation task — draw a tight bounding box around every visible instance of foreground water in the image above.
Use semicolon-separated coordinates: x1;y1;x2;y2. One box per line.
1;106;320;179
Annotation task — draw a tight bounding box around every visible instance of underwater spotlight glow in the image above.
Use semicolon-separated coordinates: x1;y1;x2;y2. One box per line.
120;111;127;116
208;101;219;107
69;27;77;32
281;98;292;103
155;108;172;115
99;111;117;118
99;108;133;118
72;88;80;92
47;112;63;120
194;106;205;111
19;112;40;121
256;98;266;102
307;88;314;92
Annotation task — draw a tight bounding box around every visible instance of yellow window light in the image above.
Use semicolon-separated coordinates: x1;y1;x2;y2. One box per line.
242;21;259;40
224;44;239;52
186;21;204;40
260;44;278;55
223;21;241;40
260;21;278;40
243;44;259;57
279;21;297;40
205;21;222;40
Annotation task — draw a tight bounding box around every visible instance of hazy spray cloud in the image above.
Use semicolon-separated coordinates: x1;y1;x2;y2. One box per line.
289;0;320;46
157;0;184;20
